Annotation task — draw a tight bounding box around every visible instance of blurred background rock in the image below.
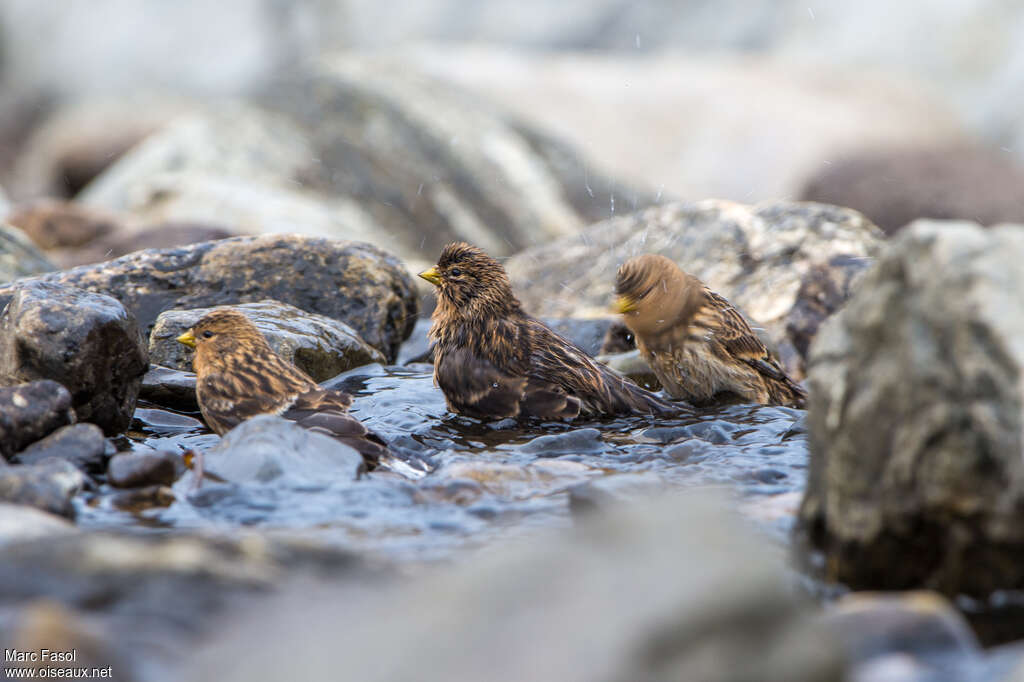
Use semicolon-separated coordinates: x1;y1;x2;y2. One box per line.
1;0;1022;249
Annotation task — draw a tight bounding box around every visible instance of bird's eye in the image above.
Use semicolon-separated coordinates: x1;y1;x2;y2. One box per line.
449;268;462;277
202;330;214;339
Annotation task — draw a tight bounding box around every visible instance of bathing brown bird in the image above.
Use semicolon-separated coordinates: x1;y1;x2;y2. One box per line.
614;254;807;408
419;242;674;420
176;309;387;467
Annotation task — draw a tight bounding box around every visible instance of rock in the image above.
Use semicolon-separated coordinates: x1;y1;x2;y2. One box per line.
567;472;667;516
0;380;75;460
506;200;884;378
819;592;980;679
0;282;148;435
800;221;1024;598
0;235;418;362
138;366;199;412
108;485;176;511
196;415;365;485
538;318;614;357
799;145;1024;235
0;459;85;518
0;222;56;284
83;221;238;264
107;451;181;489
518;428;605;457
7;199;119;249
785;255;874;361
0;502;76;544
185;493;844;682
150;300;385;381
78;58;648;265
404;45;967;203
12;423;109;475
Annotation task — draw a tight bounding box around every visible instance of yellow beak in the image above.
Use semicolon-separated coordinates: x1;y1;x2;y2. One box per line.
418;266;442;286
176;330;197;348
613;295;637;314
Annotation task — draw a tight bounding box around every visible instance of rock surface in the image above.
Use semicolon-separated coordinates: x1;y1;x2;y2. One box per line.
800;145;1024;235
0;282;148;435
7;200;119;250
0;235;417;362
150;300;385;381
186;493;843;682
800;221;1024;598
12;423;109;475
107;451;181;489
506;199;884;378
78;57;647;266
0;380;76;460
0;502;76;544
0;459;85;518
0;222;55;284
138;366;199;412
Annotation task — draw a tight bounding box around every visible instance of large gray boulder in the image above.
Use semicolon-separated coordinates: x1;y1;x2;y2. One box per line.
150;300;384;381
0;235;418;362
78;57;647;266
800;220;1024;597
506;199;884;378
0;283;148;435
186;493;844;682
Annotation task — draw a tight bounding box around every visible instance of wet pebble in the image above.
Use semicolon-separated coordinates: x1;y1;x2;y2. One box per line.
0;459;85;518
642;421;738;445
109;485;176;511
13;423;111;475
0;380;75;460
518;428;605;457
138;365;199;412
107;451;182;488
0;502;76;544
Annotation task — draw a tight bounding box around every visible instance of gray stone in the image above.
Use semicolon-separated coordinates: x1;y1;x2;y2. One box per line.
185;493;844;682
0;501;76;545
13;423;109;475
0;380;75;459
0;458;85;518
518;428;605;457
506;199;884;378
150;300;385;381
107;451;181;489
0;222;55;284
198;415;365;485
138;365;199;412
800;221;1024;597
538;317;614;357
0;234;417;362
0;282;148;435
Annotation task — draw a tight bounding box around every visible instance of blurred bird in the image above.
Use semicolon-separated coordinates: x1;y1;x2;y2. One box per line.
176;309;387;468
614;254;807;408
419;242;674;420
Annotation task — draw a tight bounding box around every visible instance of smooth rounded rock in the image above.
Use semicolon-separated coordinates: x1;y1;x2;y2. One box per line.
149;300;385;381
0;222;55;285
107;451;181;489
137;365;199;412
0;458;85;519
800;221;1024;598
0;282;148;435
13;423;109;475
0;502;76;545
0;235;418;362
0;380;75;460
518;428;605;457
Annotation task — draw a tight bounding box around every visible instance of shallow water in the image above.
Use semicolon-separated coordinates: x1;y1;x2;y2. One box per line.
78;363;809;562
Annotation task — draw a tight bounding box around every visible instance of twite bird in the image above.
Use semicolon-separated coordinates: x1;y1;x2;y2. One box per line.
176;309;387;467
614;254;807;408
419;242;674;420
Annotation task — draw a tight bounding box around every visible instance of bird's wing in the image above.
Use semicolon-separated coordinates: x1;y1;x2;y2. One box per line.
528;319;671;416
196;371;289;434
281;387;385;467
436;346;533;419
699;290;792;384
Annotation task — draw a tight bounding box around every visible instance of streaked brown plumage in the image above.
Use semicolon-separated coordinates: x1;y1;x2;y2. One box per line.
419;242;674;420
614;254;807;408
176;309;386;467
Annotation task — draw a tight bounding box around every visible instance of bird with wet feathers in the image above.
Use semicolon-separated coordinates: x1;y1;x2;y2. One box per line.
176;309;388;468
419;242;675;420
614;253;807;408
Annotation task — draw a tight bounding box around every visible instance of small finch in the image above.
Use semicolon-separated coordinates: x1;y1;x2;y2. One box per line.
614;254;807;408
176;309;387;467
419;242;674;420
